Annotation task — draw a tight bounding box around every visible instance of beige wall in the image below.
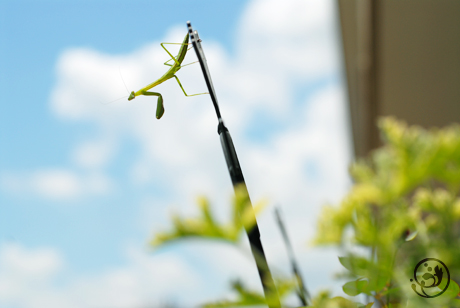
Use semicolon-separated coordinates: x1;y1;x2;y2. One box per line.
338;0;460;157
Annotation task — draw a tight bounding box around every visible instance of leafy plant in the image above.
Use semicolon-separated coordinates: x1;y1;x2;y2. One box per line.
151;185;267;246
151;117;460;307
151;184;296;307
314;117;460;307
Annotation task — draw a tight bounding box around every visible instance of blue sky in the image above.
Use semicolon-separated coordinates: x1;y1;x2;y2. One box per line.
0;0;247;267
0;0;247;169
0;0;354;307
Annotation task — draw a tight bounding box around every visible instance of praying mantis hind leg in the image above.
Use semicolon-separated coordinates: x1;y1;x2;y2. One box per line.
173;75;209;97
143;91;164;119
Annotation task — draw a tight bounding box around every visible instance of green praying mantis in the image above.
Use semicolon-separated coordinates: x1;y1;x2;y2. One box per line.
127;33;208;119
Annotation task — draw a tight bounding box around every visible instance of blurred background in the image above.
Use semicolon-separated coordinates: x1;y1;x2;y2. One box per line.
0;0;458;307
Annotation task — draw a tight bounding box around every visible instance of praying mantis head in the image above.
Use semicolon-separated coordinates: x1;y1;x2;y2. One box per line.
128;91;135;101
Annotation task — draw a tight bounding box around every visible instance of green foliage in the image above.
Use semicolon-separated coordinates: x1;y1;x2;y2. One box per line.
307;290;373;308
151;184;295;306
314;117;460;307
201;278;297;308
342;278;371;296
202;280;267;307
151;117;460;307
151;184;266;246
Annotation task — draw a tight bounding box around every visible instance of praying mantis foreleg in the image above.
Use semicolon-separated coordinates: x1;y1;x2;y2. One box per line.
142;91;164;119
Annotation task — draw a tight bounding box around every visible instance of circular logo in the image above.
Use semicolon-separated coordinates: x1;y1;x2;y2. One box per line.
410;258;450;298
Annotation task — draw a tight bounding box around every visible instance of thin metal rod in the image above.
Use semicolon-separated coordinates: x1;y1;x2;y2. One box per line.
187;21;281;307
187;22;222;121
275;207;311;306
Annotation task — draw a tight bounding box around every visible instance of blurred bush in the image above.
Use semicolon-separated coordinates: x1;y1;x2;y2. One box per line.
315;117;460;307
152;117;460;307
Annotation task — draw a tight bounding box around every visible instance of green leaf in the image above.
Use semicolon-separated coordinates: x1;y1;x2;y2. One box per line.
409;279;460;307
338;256;371;277
379;287;401;297
319;296;363;308
201;277;295;308
201;280;266;307
309;294;363;308
343;279;370;296
440;278;460;300
151;186;266;247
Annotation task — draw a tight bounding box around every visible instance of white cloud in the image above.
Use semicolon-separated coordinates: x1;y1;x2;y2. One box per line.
71;140;115;169
236;0;340;83
3;0;354;306
67;246;204;308
0;243;204;308
0;243;62;278
0;169;112;201
0;243;65;308
32;169;82;199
